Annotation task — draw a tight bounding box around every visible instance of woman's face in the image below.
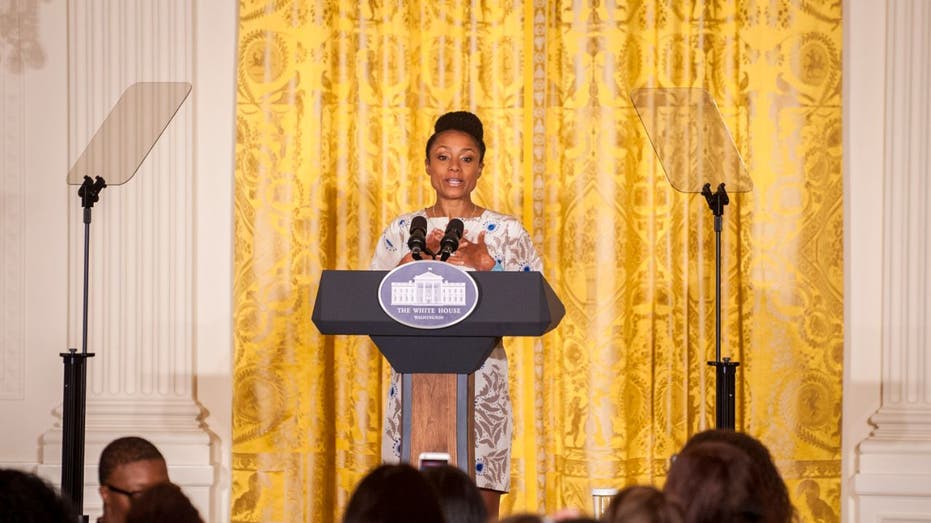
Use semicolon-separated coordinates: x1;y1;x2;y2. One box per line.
425;130;483;201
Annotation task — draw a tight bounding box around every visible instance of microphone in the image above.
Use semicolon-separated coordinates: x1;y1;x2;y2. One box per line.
439;218;464;261
407;215;429;260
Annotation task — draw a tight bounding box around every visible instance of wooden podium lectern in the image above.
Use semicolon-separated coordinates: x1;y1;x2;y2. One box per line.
312;270;564;474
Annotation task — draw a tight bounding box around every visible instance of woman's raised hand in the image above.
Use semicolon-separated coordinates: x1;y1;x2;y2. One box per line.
448;231;495;271
426;228;445;255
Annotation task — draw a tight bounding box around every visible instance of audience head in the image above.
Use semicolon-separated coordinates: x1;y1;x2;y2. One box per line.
421;464;487;523
342;463;445;523
498;515;545;523
664;438;767;523
124;482;203;523
602;485;683;523
500;511;599;523
98;436;169;523
0;468;78;522
678;430;792;523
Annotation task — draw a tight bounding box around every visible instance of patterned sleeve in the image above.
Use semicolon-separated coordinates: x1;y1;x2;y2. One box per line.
498;216;543;273
370;214;410;270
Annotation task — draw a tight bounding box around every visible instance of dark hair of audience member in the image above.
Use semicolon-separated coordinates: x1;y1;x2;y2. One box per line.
342;464;446;523
679;430;793;523
421;464;487;523
124;482;203;523
602;485;684;523
497;514;545;523
0;468;78;522
664;440;766;523
98;436;166;484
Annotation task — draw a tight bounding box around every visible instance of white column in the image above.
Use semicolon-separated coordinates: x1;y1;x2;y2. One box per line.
851;0;931;520
37;1;213;520
0;12;27;404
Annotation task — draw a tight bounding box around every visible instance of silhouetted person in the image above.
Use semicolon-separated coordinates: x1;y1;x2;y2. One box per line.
0;468;78;522
602;485;684;523
498;515;544;523
342;464;445;523
97;437;169;523
124;482;203;523
421;465;486;523
678;430;793;523
664;439;767;523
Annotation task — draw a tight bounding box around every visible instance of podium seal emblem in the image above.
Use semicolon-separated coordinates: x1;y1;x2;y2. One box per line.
378;260;479;329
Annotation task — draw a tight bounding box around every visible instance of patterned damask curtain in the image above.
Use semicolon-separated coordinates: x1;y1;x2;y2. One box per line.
232;1;842;521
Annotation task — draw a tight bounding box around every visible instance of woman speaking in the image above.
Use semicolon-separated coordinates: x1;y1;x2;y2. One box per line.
370;111;542;516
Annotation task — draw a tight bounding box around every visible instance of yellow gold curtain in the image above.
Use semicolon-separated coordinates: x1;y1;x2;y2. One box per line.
232;1;843;522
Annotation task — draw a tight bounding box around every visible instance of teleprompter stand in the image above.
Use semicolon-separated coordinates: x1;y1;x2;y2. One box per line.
701;182;740;429
312;270;564;474
632;87;752;430
62;82;191;519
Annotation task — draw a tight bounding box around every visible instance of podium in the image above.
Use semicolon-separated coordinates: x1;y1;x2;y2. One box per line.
312;268;564;473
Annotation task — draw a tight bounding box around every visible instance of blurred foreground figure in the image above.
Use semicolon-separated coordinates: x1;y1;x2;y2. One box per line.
421;464;487;523
0;468;78;522
664;430;793;523
602;485;683;523
124;482;203;523
342;464;445;523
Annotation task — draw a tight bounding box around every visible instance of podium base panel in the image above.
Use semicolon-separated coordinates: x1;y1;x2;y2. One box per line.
401;373;474;477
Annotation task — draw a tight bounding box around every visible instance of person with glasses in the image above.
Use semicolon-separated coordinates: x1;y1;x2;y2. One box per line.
97;436;169;523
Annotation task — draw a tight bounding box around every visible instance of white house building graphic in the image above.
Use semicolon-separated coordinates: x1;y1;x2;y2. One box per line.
390;268;467;306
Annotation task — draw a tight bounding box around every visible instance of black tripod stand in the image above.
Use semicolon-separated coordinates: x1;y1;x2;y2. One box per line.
701;182;739;430
60;175;106;522
58;81;192;520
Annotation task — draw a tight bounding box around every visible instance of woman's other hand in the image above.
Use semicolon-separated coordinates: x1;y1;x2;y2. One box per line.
449;231;495;271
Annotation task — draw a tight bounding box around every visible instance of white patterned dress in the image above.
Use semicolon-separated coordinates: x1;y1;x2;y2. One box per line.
370;209;542;491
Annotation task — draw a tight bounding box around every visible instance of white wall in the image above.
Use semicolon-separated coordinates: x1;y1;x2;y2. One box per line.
0;0;69;469
841;0;885;520
843;0;931;521
0;1;237;521
192;1;238;520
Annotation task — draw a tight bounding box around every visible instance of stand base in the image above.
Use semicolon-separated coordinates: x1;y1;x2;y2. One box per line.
60;350;94;516
708;359;739;430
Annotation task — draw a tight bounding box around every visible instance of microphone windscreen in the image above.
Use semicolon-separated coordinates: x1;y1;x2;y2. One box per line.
445;218;464;240
410;215;428;236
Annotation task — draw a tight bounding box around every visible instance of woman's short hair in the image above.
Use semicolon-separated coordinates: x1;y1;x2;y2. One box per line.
342;464;445;523
425;111;486;161
602;485;683;523
497;514;544;523
664;440;766;523
677;430;793;523
0;468;78;521
421;464;487;523
125;482;203;523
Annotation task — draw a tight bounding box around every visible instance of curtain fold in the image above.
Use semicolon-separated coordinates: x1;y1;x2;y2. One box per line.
233;1;843;521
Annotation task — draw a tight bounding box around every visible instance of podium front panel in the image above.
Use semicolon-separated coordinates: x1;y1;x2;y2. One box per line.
371;336;498;374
